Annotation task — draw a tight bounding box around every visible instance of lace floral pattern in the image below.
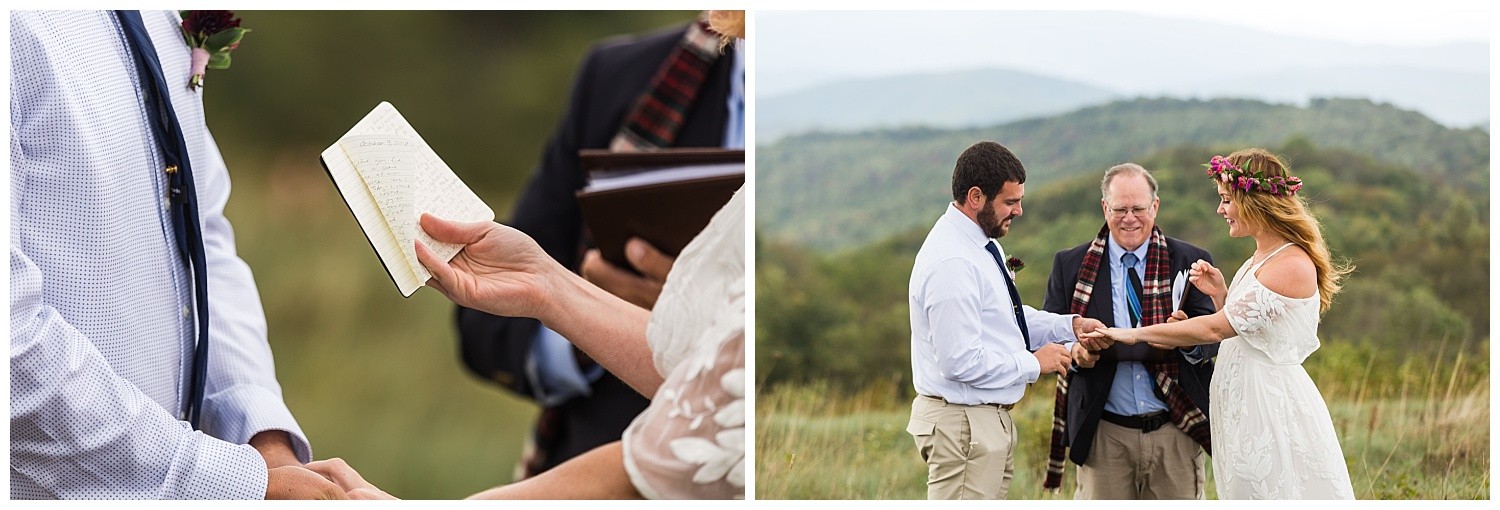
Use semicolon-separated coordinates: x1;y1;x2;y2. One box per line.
622;189;746;499
1210;252;1354;499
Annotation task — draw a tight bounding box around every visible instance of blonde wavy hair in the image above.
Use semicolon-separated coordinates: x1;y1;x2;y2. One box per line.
707;10;744;49
1221;148;1353;313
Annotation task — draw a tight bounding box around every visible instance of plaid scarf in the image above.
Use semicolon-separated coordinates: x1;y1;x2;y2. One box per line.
1042;225;1213;490
609;13;724;151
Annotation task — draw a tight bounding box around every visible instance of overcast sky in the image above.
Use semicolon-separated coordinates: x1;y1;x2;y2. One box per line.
753;8;1490;97
1136;7;1488;46
749;0;1490;47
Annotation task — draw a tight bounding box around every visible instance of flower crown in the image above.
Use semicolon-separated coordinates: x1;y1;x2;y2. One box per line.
1204;155;1303;196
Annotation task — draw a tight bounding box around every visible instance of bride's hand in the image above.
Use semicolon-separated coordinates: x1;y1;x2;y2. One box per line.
1082;327;1139;347
305;458;397;500
415;213;566;321
1188;259;1227;302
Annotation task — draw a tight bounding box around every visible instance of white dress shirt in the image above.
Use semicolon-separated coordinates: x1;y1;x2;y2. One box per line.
909;204;1078;406
10;10;309;499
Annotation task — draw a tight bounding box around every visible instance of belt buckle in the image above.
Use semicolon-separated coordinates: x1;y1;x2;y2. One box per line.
1140;412;1168;432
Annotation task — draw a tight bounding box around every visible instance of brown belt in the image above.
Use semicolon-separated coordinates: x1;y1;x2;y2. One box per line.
922;394;1015;411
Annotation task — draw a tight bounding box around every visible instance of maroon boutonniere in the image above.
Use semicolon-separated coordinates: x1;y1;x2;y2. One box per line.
1007;256;1025;277
179;10;249;90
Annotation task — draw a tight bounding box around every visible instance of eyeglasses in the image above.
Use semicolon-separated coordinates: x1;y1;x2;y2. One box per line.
1108;205;1151;218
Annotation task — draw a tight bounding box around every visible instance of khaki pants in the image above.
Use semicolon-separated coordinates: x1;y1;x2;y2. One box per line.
1074;420;1206;499
907;396;1016;499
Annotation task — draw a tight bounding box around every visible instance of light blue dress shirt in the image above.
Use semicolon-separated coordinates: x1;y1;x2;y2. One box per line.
10;10;310;499
1104;237;1170;416
722;39;745;149
1103;235;1213;417
909;205;1078;406
529;37;746;404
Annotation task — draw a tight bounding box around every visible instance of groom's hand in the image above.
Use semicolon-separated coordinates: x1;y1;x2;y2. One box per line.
1071;317;1109;350
1072;316;1105;338
1034;343;1071;375
266;465;346;499
1071;343;1100;369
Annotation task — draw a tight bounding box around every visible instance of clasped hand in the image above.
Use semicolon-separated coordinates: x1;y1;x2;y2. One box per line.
1078;309;1188;351
262;458;394;499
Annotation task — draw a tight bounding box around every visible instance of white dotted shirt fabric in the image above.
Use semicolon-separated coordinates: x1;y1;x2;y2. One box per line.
10;10;310;499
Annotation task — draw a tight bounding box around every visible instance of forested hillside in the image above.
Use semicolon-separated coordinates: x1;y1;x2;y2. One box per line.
757;97;1489;250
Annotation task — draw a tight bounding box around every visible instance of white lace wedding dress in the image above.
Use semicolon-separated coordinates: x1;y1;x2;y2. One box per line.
621;187;745;499
1211;243;1355;499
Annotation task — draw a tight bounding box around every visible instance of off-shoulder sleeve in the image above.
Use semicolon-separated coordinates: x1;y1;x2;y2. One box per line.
1224;285;1318;364
621;313;744;499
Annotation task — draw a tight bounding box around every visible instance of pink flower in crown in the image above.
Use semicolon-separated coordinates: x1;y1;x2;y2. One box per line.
1204;154;1305;196
1209;155;1228;172
179;10;249;90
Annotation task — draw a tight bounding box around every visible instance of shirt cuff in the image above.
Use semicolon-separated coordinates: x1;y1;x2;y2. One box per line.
1181;345;1208;364
1014;351;1041;384
202;384;312;463
528;325;596;407
163;432;268;499
1053;313;1081;345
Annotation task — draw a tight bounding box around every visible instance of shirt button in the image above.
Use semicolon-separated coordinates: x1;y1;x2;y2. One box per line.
181;305;191;318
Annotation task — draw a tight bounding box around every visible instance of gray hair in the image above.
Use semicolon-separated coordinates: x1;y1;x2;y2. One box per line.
1100;163;1159;203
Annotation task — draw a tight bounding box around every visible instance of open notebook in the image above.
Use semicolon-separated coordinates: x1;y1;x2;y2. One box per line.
320;102;494;297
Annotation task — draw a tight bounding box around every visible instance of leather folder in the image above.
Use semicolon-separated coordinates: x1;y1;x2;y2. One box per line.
576;148;745;271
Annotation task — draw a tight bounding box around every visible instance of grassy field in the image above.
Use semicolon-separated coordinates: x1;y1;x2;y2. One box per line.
754;342;1490;499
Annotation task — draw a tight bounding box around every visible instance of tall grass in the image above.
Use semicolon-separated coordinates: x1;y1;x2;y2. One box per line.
755;340;1489;499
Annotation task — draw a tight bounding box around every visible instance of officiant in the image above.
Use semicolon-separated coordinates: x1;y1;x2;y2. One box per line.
1041;163;1219;499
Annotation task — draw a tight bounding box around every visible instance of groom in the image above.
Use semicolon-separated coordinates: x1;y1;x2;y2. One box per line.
907;141;1103;499
11;11;341;499
1041;163;1218;498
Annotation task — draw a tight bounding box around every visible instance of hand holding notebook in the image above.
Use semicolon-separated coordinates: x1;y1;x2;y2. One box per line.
320;102;494;297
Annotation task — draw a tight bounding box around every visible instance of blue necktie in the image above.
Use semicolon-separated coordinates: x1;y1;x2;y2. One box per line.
1122;252;1144;327
115;10;211;429
985;241;1032;349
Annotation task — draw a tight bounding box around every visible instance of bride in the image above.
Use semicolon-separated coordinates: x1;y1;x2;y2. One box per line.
1082;148;1355;499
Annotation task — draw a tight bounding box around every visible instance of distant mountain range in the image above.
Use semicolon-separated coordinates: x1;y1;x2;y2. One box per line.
757;68;1118;141
1172;65;1489;128
756;97;1489;250
758;65;1488;141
